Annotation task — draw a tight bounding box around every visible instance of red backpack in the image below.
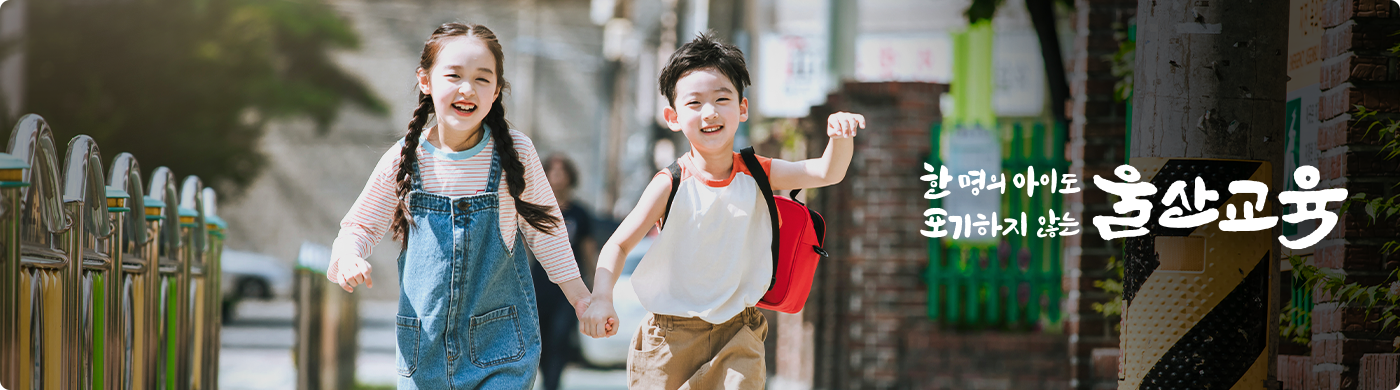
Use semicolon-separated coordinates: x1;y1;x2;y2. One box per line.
662;147;827;313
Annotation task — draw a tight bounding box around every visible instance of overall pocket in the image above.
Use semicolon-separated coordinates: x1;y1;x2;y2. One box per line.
469;305;526;367
395;315;422;377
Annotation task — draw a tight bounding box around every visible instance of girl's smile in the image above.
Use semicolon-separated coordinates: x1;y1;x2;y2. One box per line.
451;100;476;115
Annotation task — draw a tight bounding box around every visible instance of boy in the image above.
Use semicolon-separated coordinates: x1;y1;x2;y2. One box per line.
581;33;864;389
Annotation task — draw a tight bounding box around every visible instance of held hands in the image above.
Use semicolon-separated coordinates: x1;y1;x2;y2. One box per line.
827;112;866;139
337;257;374;293
579;296;619;339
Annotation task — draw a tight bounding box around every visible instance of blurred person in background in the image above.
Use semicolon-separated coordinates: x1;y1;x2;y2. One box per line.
533;153;600;390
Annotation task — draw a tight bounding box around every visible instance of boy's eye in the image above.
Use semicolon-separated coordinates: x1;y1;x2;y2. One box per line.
686;101;700;106
446;74;460;79
717;98;730;102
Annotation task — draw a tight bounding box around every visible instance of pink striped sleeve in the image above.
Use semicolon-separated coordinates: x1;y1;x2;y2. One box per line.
328;144;403;284
511;131;581;284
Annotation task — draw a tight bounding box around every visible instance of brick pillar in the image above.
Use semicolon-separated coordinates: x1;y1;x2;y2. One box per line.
1066;0;1136;389
1312;1;1400;390
805;82;946;389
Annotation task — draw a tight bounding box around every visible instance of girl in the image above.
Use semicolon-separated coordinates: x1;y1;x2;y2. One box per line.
328;23;592;389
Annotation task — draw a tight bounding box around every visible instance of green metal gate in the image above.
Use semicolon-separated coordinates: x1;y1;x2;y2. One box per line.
924;21;1066;327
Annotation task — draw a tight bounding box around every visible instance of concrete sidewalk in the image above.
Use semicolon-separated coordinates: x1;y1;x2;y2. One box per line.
218;299;626;390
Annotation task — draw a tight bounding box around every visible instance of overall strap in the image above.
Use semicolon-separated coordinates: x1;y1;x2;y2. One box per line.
739;147;779;293
662;160;682;229
485;141;503;193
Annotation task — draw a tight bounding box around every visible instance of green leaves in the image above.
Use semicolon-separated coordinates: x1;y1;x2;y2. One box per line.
964;0;1005;24
1092;256;1125;330
25;0;385;194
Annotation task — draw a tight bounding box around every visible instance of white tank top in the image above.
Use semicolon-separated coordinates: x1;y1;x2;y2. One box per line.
631;151;774;324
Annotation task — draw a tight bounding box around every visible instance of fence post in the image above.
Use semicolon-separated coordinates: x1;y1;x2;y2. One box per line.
202;187;225;390
103;184;130;390
7;115;70;390
147;167;183;390
294;241;357;390
178;177;205;389
0;152;30;389
109;152;150;390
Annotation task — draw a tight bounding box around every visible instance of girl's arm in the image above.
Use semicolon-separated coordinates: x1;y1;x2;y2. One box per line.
768;112;866;191
510;133;587;308
581;173;673;338
330;145;405;292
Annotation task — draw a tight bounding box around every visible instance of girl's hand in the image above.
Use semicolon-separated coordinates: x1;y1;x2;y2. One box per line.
827;112;866;139
337;257;373;293
580;298;619;338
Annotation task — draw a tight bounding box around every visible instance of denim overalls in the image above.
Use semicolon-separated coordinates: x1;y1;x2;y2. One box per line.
395;146;542;390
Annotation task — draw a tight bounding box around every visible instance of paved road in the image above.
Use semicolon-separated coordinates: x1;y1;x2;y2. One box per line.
219;299;627;390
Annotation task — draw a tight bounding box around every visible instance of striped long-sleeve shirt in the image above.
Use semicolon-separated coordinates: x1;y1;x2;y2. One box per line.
327;130;581;285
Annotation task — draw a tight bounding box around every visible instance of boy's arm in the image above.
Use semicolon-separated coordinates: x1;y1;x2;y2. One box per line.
769;112;866;191
581;173;673;337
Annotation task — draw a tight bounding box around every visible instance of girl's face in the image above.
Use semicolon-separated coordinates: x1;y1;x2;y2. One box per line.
418;37;499;136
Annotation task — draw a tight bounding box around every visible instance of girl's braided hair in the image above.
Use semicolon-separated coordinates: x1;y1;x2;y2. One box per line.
391;22;560;245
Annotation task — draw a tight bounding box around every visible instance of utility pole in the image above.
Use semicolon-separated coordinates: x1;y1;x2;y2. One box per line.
1119;1;1287;389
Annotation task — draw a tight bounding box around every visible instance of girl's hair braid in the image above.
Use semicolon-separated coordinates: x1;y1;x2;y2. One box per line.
391;22;559;245
484;91;559;233
390;92;433;244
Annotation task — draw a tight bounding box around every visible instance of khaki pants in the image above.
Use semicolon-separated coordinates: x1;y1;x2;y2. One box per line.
626;307;768;389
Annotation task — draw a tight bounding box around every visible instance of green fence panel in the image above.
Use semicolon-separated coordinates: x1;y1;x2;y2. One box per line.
926;120;1067;328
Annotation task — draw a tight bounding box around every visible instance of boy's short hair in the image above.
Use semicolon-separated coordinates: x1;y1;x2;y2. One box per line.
658;32;751;107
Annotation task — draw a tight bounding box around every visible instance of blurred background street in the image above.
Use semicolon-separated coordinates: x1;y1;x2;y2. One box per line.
3;0;1380;387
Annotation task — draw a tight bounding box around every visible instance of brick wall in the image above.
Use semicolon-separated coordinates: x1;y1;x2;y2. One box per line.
802;82;1070;390
1312;1;1400;389
1065;0;1136;389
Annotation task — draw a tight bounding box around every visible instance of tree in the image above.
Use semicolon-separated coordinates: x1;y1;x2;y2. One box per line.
24;0;386;194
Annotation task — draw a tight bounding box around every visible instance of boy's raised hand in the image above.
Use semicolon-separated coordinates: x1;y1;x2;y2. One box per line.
827;112;866;139
580;297;619;338
337;257;373;293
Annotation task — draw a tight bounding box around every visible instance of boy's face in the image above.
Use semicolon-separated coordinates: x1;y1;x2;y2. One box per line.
664;67;748;154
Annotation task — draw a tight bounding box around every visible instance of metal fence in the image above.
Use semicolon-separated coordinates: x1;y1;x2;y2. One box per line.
1;113;226;390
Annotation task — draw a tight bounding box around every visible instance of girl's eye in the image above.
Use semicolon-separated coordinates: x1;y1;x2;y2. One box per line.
446;74;460;79
477;78;490;82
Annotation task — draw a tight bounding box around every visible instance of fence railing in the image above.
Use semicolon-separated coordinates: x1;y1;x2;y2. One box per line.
925;120;1067;327
1;113;225;390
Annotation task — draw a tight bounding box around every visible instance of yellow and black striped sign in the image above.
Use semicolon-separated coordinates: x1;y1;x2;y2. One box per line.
1118;158;1273;390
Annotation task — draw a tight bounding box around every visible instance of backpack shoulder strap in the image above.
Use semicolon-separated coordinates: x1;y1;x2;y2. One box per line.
739;147;780;292
661;160;682;229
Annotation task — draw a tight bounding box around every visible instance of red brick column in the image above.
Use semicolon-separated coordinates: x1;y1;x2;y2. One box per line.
1066;0;1136;389
1312;1;1400;389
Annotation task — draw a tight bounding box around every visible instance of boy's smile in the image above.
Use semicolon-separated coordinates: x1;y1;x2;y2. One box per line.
665;67;748;154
